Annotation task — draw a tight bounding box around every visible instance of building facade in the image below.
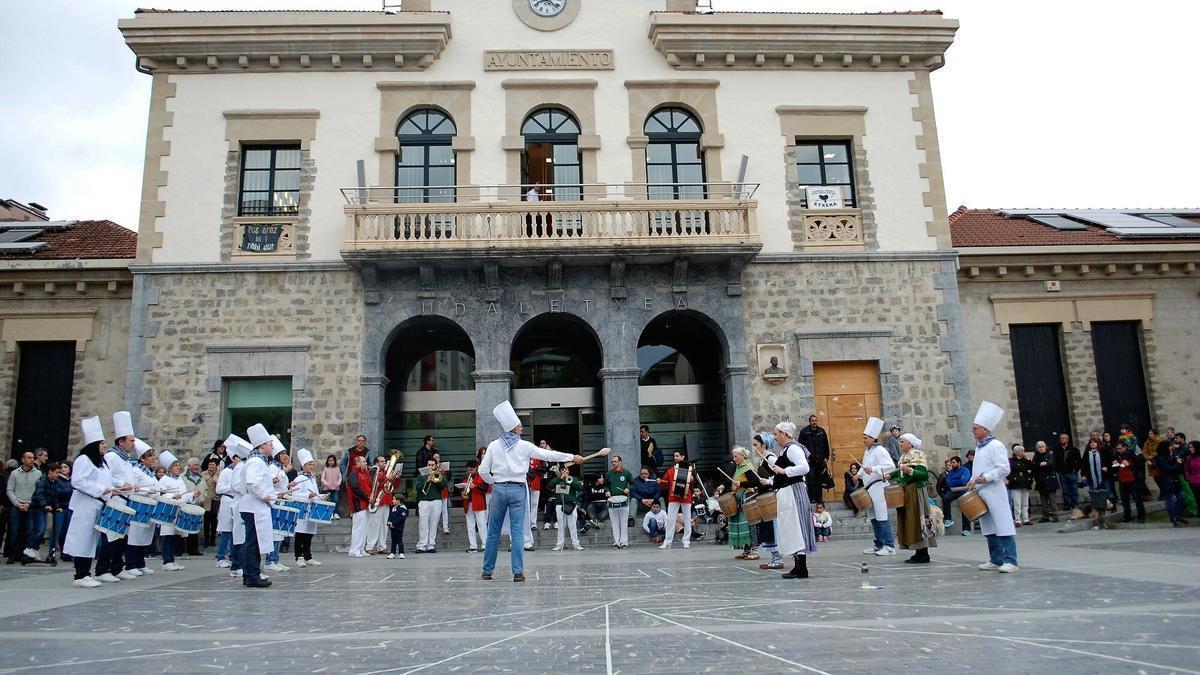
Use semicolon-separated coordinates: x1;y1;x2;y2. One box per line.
116;0;970;495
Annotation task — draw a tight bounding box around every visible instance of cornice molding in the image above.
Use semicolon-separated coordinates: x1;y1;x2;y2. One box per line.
648;12;957;71
958;251;1198;283
119;11;452;74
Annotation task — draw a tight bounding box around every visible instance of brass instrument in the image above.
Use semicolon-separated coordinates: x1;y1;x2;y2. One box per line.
423;462;445;492
369;449;402;513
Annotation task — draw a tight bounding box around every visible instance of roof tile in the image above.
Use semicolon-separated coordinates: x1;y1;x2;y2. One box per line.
0;220;137;260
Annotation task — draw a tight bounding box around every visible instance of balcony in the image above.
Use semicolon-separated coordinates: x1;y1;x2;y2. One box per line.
340;183;761;267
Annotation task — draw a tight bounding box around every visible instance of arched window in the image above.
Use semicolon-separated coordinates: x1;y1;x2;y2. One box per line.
644;107;706;201
395;108;456;203
521;107;582;202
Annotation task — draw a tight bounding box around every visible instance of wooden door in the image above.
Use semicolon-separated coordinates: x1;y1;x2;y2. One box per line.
1091;321;1152;441
1009;324;1073;448
813;361;881;499
10;341;76;462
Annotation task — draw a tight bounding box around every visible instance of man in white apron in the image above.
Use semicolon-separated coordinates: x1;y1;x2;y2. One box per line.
969;401;1019;573
239;424;276;588
857;417;897;555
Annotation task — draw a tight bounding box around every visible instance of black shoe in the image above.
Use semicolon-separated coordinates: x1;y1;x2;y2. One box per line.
243;578;272;588
513;573;526;582
905;551;931;564
481;573;493;580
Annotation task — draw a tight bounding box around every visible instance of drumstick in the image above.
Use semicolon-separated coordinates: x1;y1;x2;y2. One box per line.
577;447;612;463
718;468;735;483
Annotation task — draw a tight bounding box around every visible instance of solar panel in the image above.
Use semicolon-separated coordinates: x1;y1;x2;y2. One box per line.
0;229;43;243
1105;227;1200;238
1142;214;1200;229
1025;215;1087;231
1068;211;1161;229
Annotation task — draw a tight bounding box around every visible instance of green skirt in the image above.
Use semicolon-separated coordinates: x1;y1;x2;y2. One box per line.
729;511;752;548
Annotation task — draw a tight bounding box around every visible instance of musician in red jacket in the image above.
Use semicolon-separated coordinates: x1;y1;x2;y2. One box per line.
462;460;489;552
658;451;696;550
345;456;372;558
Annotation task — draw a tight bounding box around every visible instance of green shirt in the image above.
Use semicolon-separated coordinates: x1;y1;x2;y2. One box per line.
888;463;929;487
415;471;445;501
606;468;634;497
548;476;583;507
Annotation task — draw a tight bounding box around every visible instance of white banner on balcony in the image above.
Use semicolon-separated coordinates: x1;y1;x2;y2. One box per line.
805;186;844;209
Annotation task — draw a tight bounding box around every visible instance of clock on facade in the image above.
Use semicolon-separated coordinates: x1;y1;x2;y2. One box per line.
529;0;566;17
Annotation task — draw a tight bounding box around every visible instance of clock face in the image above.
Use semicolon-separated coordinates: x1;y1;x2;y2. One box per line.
529;0;566;17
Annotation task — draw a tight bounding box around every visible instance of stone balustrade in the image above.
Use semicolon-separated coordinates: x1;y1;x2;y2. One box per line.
802;209;863;248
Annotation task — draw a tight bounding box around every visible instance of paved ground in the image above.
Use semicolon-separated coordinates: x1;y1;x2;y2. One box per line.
0;525;1196;674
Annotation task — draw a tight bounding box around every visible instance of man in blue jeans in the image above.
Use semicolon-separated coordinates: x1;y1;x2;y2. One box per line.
479;401;582;582
1055;433;1082;509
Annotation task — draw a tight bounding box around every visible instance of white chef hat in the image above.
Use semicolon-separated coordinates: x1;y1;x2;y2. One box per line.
296;448;313;467
899;433;922;449
775;421;797;438
973;401;1004;432
247;423;271;449
863;417;884;440
229;438;252;459
269;435;288;457
222;434;244;454
158;450;179;470
81;416;105;445
493;400;521;432
113;411;135;439
133;438;153;458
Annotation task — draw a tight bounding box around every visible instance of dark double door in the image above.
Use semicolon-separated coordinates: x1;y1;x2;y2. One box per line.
1091;321;1152;441
1009;324;1073;449
9;342;77;462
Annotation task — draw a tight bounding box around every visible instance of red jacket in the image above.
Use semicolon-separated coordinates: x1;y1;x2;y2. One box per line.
462;473;488;512
659;465;695;504
529;460;543;492
346;466;372;513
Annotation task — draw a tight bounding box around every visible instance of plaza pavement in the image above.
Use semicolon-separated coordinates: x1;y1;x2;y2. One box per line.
0;524;1195;674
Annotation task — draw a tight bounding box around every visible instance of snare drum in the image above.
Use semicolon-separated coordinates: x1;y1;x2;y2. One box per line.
884;484;906;509
281;499;310;521
127;494;157;526
306;499;336;524
271;504;300;537
606;495;629;508
958;489;989;520
850;488;873;512
151;497;182;526
94;500;136;540
174;504;205;535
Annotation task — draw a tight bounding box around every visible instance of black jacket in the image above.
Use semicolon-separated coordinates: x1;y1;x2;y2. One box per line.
797;425;831;463
1008;457;1035;490
1054;443;1082;474
1032;451;1058;492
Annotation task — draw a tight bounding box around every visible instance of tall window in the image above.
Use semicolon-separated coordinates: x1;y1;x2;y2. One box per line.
396;108;457;203
238;146;301;216
644;107;706;202
795;141;855;207
521;108;582;201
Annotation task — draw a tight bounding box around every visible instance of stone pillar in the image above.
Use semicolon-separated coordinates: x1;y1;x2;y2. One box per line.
600;367;642;474
360;374;389;459
472;370;513;447
722;365;752;449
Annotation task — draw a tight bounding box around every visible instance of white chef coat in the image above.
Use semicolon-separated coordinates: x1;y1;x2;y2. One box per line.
238;456;275;552
63;455;112;558
216;465;236;533
290;472;321;535
478;438;573;485
127;465;159;547
857;444;896;521
231;460;248;545
269;462;288;542
970;437;1016;537
104;450;133;490
157;473;195;536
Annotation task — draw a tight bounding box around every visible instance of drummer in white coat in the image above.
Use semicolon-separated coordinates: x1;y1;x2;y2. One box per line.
64;416;117;588
214;434;246;569
969;401;1019;573
264;436;291;574
857;417;898;556
289;448;323;568
239;424;277;588
156;451;198;571
93;411;138;583
123;439;160;577
227;437;251;578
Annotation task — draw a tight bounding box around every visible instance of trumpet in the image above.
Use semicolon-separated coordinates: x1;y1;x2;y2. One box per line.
369;449;402;513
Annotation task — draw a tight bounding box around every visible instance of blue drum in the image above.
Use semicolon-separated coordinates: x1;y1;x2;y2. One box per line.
174;504;205;535
281;499;309;521
128;494;157;526
306;499;336;525
94;500;136;540
151;497;182;526
270;504;300;537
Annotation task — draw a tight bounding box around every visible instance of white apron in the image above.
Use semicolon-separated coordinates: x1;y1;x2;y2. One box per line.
127;469;159;547
216;466;235;533
157;474;193;536
292;473;319;536
858;445;895;521
231;462;248;545
775;484;807;556
63;455;111;559
238;457;275;552
971;438;1017;537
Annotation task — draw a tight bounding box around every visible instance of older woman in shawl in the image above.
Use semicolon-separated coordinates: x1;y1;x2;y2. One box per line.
729;446;759;560
888;432;937;564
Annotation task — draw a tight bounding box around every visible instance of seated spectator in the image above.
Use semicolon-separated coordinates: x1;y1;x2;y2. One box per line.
843;462;863;516
583;474;608;531
812;503;832;542
642;502;667;543
942;455;973;532
631;468;662;523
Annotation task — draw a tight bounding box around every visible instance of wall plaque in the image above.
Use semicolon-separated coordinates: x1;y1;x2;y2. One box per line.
484;49;614;71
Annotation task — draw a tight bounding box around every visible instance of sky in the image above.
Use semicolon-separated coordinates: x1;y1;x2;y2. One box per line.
1;0;1197;229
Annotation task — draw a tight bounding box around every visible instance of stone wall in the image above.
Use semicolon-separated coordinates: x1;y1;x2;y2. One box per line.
130;266;363;457
740;253;972;458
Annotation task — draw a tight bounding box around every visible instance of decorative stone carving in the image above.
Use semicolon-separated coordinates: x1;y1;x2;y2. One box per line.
803;211;863;246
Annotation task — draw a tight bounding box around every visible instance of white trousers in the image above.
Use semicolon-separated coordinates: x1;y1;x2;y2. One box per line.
528;487;539;529
465;508;488;550
608;505;629;546
349;510;368;557
664;502;692;546
418;500;442;550
1011;489;1030;523
366;505;389;550
441;497;450;530
555;505;580;547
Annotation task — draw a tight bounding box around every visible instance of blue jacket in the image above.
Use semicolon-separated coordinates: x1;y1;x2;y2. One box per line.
388;503;408;528
631;476;661;501
945;466;972;489
31;475;63;510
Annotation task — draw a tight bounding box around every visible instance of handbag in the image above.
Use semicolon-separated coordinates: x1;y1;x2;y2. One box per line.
820;466;835;490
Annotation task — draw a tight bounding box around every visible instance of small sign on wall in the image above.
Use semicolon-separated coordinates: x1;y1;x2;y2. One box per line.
240;223;291;253
805;186;844;209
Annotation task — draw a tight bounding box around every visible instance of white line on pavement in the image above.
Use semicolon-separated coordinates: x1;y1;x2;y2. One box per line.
633;609;833;675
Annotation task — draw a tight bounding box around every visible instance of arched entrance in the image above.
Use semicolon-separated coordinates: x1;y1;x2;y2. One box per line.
384;316;476;470
637;310;728;471
509;313;603;455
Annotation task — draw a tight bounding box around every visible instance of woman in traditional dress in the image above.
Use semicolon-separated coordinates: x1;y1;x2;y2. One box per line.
728;446;758;560
888;433;937;564
767;422;817;579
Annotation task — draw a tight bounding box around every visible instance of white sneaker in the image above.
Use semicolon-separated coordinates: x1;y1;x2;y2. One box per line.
387;553;395;559
997;563;1019;573
397;553;405;559
140;567;155;575
443;528;450;534
296;558;308;568
308;559;322;566
683;543;690;549
542;523;551;530
978;562;1000;571
523;544;534;551
264;562;287;572
117;570;138;580
162;562;184;571
349;552;365;558
573;544;584;551
127;568;144;577
659;543;672;549
216;560;231;568
332;514;341;520
23;548;38;559
95;573;120;583
876;546;896;556
74;576;102;588
229;569;243;578
261;573;269;579
863;547;879;555
553;523;559;530
552;544;564;551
